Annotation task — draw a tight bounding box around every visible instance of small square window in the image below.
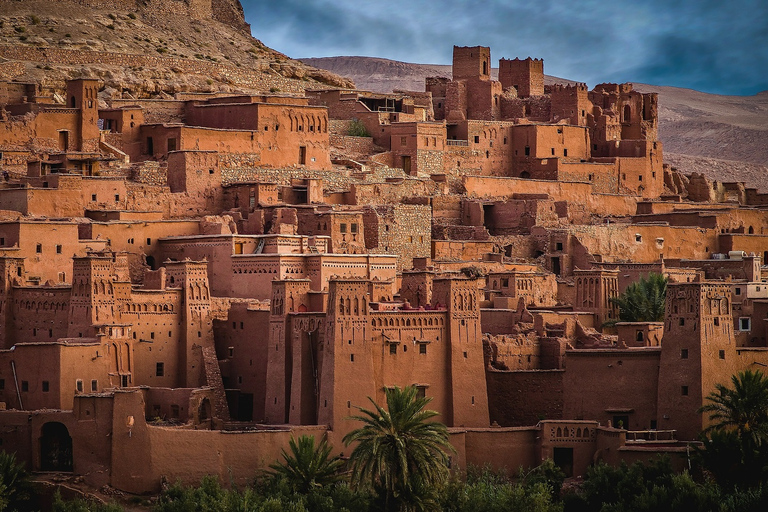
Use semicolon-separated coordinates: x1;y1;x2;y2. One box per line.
390;344;397;355
735;288;741;296
91;194;97;201
228;347;234;358
0;379;4;390
351;223;358;234
556;242;563;251
681;349;688;359
42;381;49;392
339;223;347;233
419;344;427;355
156;362;164;377
76;380;83;392
474;136;480;144
681;386;689;396
146;238;151;245
679;318;685;326
350;354;355;362
719;350;725;360
36;244;42;253
740;317;752;331
91;379;98;391
21;381;28;392
56;245;62;254
401;136;407;146
115;194;120;201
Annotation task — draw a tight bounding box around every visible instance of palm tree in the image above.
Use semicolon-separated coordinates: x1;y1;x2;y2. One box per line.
699;369;768;448
698;370;768;488
343;385;454;512
267;434;345;493
605;272;667;326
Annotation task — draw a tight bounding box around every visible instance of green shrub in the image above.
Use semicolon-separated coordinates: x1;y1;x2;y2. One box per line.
0;451;32;511
347;119;370;137
52;490;124;512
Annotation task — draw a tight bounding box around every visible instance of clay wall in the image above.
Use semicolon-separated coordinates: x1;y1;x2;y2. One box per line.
390;122;446;176
484;333;540;371
539;224;718;270
0;186;84;217
482;198;560;234
159;235;395;298
464;176;638;217
426;77;449;120
86;219;201;280
8;287;71;346
665;256;760;281
720;234;768;262
486;271;558;307
563;349;660;430
462;428;538;475
0;221;87;285
296;209;366;255
432;240;495;262
539;421;607;477
550;84;590;125
486;370;564;426
0;341;113;410
616;322;664;347
143;387;197;422
122;289;185;387
213;301;270;421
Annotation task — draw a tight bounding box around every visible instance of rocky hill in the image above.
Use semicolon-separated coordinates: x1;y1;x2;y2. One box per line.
0;0;354;99
304;56;768;190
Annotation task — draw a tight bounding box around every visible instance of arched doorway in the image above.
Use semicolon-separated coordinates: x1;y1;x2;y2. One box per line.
40;422;73;471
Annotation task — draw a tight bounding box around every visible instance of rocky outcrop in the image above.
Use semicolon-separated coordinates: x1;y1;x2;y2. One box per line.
0;0;353;98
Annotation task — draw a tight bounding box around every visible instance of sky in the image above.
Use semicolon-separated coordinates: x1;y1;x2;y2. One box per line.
240;0;768;96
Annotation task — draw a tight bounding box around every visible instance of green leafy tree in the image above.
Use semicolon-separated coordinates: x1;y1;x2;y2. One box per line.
267;435;345;494
699;369;768;446
605;272;667;326
697;369;768;488
343;385;454;512
0;451;32;512
347;119;371;138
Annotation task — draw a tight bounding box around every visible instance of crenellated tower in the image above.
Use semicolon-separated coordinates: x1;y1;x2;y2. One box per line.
499;57;544;98
657;281;735;440
317;279;372;432
432;276;490;427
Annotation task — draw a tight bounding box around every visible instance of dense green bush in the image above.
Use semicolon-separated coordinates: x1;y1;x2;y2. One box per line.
52;491;124;512
0;451;32;511
347;119;371;138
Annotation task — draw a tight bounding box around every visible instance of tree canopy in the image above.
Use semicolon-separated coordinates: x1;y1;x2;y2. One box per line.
343;385;454;511
606;272;667;325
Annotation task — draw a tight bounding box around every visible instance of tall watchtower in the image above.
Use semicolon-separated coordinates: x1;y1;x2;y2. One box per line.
65;79;100;152
657;281;735;440
452;46;491;82
499;57;544;98
432;276;490;427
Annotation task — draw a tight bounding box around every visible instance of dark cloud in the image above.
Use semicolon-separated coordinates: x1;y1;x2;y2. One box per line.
241;0;768;95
